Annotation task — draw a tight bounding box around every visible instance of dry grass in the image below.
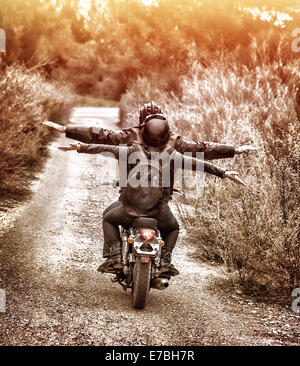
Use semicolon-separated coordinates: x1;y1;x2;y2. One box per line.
0;65;74;195
119;47;300;299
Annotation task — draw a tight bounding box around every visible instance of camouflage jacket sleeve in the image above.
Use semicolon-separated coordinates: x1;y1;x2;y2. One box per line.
66;125;138;145
174;135;235;160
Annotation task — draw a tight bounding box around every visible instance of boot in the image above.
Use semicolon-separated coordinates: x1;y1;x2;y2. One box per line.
97;243;122;273
160;248;179;276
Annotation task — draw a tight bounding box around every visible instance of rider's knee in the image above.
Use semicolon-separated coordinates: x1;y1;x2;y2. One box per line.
171;216;180;231
159;216;180;233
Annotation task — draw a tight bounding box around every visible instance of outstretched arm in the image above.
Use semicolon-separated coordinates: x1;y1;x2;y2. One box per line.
174;152;245;185
58;142;133;159
58;142;79;151
234;145;257;154
43;121;66;133
43;121;137;145
175;136;256;160
223;171;245;186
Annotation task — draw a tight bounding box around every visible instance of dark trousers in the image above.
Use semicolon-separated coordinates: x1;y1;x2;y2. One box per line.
102;201;180;258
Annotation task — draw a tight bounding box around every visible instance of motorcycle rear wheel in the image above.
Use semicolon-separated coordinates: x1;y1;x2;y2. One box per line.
132;258;151;309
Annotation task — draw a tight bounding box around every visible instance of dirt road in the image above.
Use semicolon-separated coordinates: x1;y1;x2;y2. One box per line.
0;107;299;346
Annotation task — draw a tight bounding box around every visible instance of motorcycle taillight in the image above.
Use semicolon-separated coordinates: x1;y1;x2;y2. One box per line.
140;228;156;241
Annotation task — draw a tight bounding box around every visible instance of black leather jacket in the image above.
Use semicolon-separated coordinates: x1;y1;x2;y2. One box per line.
66;125;235;160
77;143;227;214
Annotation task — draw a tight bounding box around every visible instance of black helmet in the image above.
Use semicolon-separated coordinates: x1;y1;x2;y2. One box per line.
141;114;170;148
139;101;162;124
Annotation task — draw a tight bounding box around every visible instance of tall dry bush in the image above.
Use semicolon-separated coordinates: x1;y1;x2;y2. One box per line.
0;66;74;194
119;52;300;298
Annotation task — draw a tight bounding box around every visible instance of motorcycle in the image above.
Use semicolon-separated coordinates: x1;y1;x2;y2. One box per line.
102;216;172;310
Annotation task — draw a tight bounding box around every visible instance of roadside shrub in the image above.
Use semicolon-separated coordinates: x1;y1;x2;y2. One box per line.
119;54;300;299
0;65;74;194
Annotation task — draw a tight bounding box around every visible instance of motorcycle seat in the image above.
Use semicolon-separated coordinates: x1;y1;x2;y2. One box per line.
133;217;157;230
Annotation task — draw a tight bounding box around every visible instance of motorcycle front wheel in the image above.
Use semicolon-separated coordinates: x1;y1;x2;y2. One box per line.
132;258;151;309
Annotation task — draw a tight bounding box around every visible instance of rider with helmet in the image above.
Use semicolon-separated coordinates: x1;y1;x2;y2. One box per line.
43;102;255;274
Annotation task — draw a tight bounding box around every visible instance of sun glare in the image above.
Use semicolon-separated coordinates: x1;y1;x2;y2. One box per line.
52;0;295;28
243;6;293;27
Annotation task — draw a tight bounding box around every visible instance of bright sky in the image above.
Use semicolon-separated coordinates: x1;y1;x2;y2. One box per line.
77;0;155;11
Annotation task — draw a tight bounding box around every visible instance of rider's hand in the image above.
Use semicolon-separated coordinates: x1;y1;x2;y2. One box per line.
224;171;246;186
235;145;257;154
42;121;66;133
58;143;80;151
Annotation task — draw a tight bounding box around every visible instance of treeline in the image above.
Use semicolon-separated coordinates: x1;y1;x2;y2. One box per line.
1;0;299;99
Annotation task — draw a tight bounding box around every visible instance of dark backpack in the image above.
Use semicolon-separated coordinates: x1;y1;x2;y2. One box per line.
121;146;170;217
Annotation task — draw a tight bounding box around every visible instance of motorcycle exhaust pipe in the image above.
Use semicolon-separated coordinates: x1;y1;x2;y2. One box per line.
150;278;169;290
